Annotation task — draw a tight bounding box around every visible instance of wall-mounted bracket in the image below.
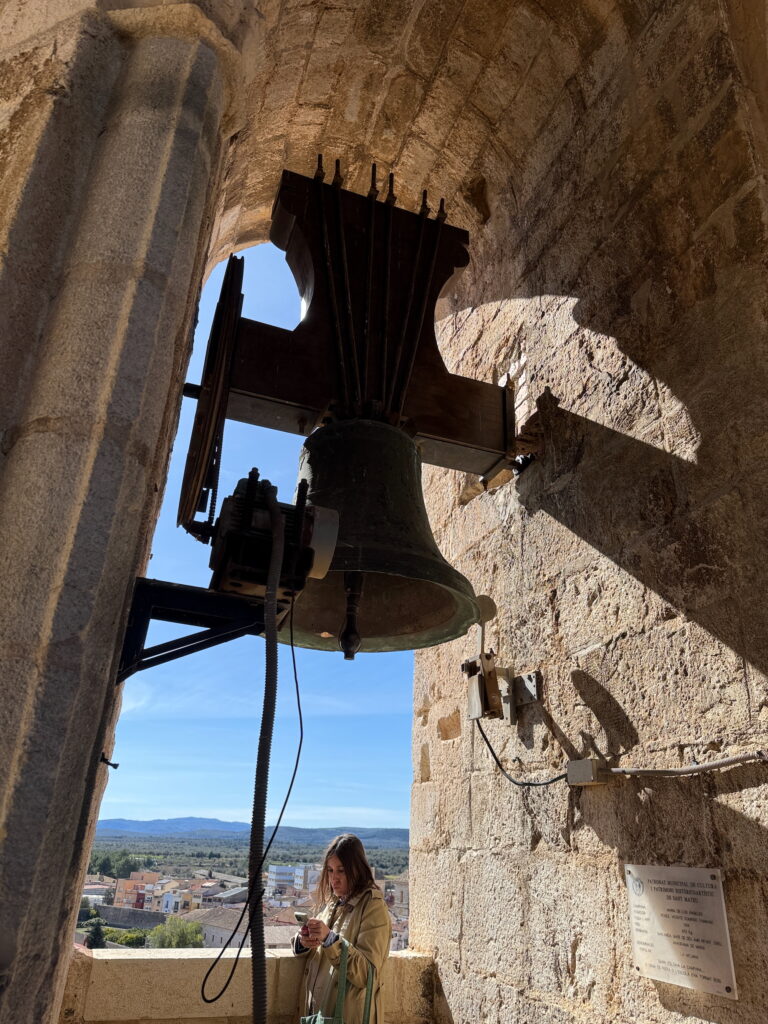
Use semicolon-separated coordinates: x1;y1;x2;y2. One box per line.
463;642;542;725
463;650;503;720
117;578;272;683
499;669;542;725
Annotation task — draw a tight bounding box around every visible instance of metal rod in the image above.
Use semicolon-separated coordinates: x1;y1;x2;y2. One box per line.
386;197;427;413
315;176;350;410
118;623;258;681
395;214;443;420
381;182;393;405
333;172;362;409
139;622;260;660
362;164;377;404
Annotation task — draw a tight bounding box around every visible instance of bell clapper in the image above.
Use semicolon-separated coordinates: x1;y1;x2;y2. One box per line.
339;571;365;660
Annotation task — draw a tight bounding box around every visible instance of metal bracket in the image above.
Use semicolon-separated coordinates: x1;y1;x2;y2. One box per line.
514;670;541;707
498;669;542;725
462;650;503;720
117;578;271;683
462;631;542;726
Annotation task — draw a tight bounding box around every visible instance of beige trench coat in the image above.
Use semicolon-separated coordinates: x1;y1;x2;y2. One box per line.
294;885;391;1024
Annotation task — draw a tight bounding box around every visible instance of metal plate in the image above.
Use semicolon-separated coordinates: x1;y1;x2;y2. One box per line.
625;864;737;1000
513;670;541;706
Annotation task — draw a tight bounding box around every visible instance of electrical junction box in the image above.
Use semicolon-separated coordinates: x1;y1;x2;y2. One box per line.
567;758;614;786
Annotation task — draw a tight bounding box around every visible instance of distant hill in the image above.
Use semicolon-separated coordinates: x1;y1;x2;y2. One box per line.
96;818;409;846
97;817;250;836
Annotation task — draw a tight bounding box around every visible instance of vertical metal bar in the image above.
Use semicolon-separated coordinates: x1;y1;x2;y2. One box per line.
386;197;429;414
315;176;350;411
395;216;443;420
362;164;378;405
332;175;362;409
381;176;394;406
386;208;427;413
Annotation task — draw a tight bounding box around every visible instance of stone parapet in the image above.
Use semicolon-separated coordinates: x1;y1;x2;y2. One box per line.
58;947;434;1024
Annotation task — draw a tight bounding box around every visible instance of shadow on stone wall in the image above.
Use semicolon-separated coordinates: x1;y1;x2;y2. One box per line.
517;388;768;699
508;385;768;1019
512;672;768;1023
535;670;640;764
579;763;768;1023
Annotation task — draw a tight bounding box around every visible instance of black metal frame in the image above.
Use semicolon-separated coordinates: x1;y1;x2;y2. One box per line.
117;578;269;682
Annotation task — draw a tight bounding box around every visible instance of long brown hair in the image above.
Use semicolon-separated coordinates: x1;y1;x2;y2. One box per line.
315;833;376;905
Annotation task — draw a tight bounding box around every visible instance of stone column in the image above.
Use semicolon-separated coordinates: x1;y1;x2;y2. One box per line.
0;9;237;1022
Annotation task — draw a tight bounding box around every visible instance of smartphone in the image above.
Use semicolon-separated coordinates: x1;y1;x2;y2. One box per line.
294;911;309;925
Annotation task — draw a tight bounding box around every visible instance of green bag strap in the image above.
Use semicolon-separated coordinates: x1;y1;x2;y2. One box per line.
356;889;376;1024
361;960;374;1024
332;939;348;1022
332;939;374;1024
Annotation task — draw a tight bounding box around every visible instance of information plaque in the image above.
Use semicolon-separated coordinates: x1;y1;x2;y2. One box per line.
625;864;737;1000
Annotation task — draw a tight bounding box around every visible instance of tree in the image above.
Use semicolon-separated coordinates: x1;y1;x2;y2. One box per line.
112;852;140;879
82;917;107;949
96;854;114;877
88;851;114;877
103;927;147;947
147;917;204;949
120;929;148;948
80;897;91;911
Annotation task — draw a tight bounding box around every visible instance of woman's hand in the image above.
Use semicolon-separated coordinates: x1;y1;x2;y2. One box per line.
303;917;330;947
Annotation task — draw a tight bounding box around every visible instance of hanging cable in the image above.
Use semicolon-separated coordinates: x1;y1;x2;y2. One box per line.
200;597;305;1005
248;482;284;1024
475;720;567;788
201;484;306;1010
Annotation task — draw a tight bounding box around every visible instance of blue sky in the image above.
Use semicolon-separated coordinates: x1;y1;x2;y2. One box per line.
101;245;414;828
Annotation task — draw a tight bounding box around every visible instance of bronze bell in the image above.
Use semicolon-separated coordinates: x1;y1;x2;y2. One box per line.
286;419;482;656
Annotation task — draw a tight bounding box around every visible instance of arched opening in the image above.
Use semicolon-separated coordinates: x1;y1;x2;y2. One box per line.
96;240;413;906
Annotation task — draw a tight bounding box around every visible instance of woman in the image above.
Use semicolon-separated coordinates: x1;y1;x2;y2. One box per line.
293;833;391;1024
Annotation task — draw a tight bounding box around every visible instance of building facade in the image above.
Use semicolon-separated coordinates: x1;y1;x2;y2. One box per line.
113;872;161;911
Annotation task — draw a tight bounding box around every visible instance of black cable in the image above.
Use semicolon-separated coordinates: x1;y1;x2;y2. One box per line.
249;486;285;1024
475;720;566;787
201;597;304;1004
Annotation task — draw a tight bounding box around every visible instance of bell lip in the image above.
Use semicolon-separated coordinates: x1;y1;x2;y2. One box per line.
281;573;481;654
325;544;477;602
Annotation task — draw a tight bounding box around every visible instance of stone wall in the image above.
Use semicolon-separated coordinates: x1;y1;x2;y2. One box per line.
98;906;167;931
410;2;768;1024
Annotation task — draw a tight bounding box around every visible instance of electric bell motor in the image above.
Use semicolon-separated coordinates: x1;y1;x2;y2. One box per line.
209;470;338;614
